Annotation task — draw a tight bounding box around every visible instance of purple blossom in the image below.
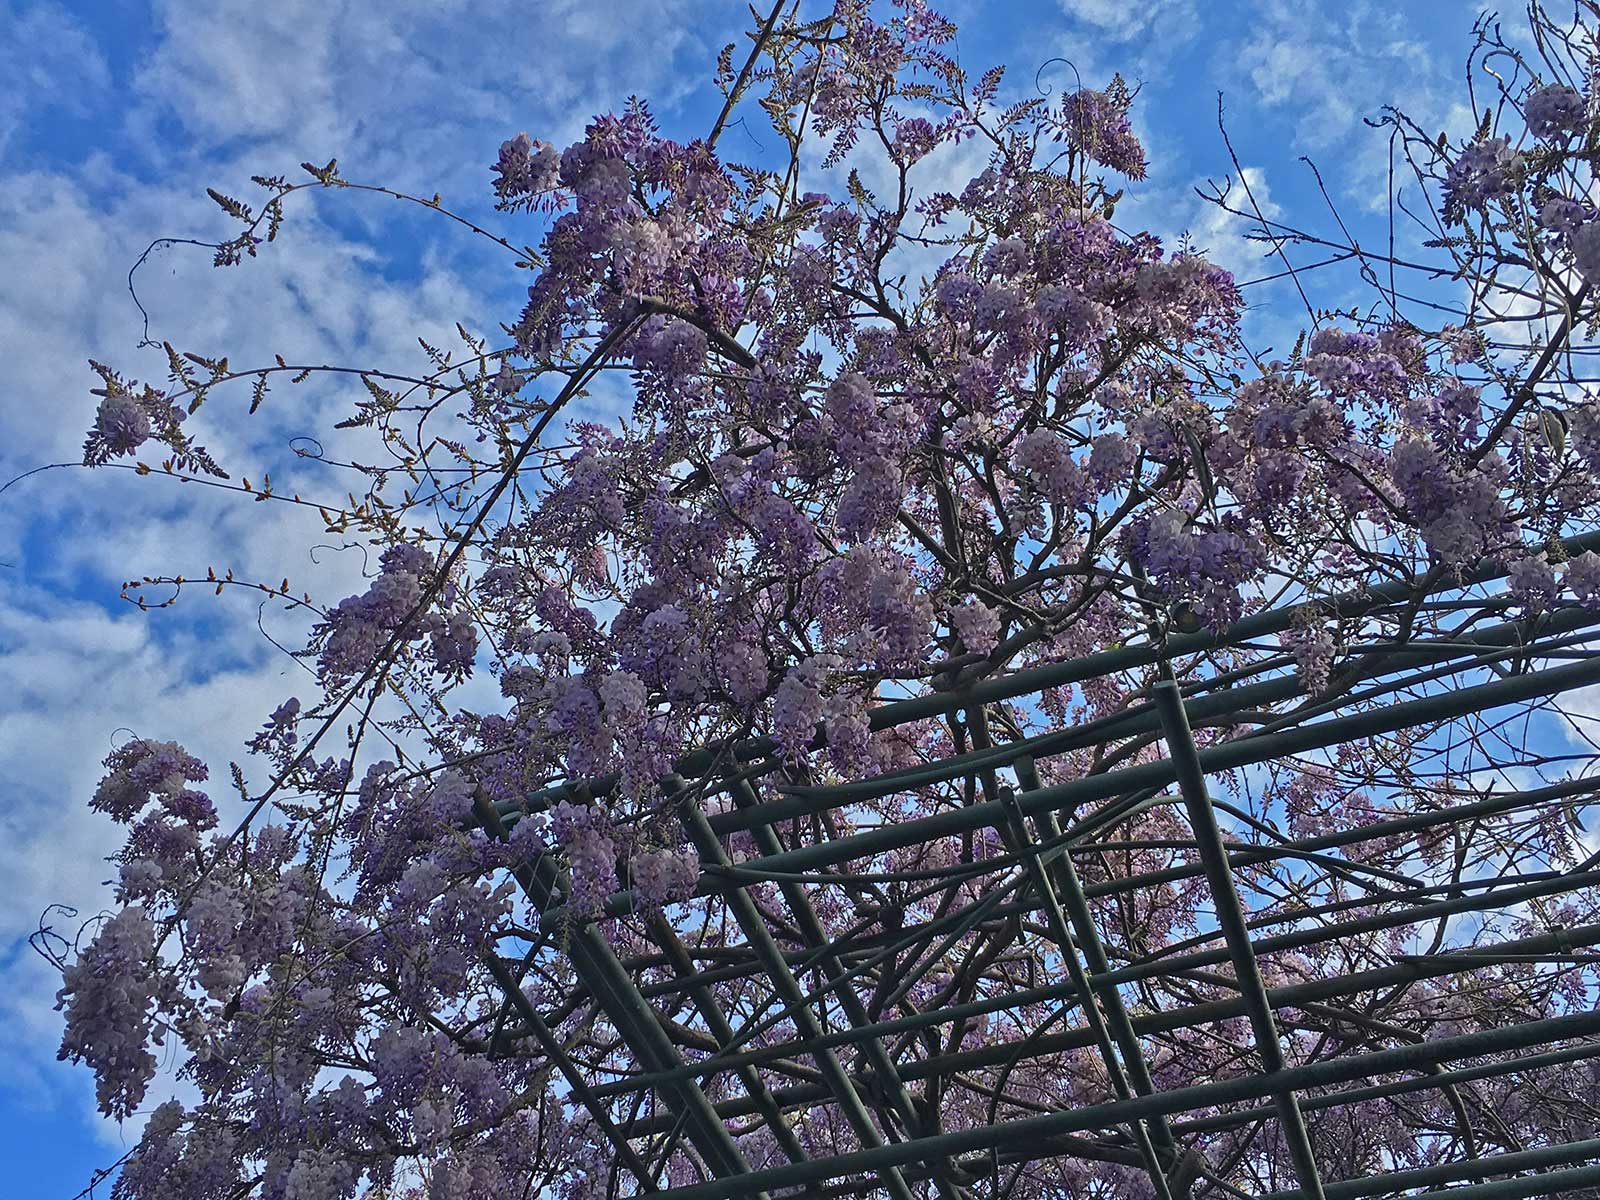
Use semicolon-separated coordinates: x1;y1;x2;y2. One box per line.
1564;551;1600;605
1508;554;1559;610
836;456;903;540
629;847;699;908
492;132;561;208
1570;220;1600;279
91;738;215;829
93;393;152;455
55;908;161;1120
718;639;769;705
823;688;873;774
1014;427;1084;504
772;668;824;759
864;559;934;667
1526;83;1586;139
1539;195;1588;234
631;316;708;378
950;597;1001;655
1281;621;1336;695
308;546;478;684
1444;137;1522;222
550;801;617;918
1058;86;1147;179
1087;432;1136;491
891;116;937;164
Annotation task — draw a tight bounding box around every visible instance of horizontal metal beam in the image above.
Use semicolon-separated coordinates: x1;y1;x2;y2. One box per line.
1262;1146;1600;1200
705;604;1600;833
585;772;1596;1008
1174;1039;1600;1138
817;1041;1600;1197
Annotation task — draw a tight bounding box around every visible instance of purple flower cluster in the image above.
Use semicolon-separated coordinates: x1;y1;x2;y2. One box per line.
55;907;162;1119
950;596;1001;655
1130;510;1266;628
629;846;699;908
1058;86;1148;179
823;686;874;774
492;131;561;209
1526;83;1586;139
1014;427;1085;504
93;392;153;454
550;800;617;918
1443;137;1522;223
772;657;831;760
1508;553;1559;610
1386;438;1517;565
1281;620;1337;695
891;116;938;164
1566;550;1600;605
1303;326;1417;401
310;544;478;686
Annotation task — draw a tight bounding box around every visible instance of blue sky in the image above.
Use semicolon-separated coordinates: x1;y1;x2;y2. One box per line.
0;0;1492;1194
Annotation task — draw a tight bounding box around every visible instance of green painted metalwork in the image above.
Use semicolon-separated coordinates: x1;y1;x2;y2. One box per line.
464;571;1600;1197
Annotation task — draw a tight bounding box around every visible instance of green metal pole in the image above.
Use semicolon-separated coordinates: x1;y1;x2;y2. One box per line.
1153;678;1326;1200
672;779;924;1200
1259;1145;1600;1200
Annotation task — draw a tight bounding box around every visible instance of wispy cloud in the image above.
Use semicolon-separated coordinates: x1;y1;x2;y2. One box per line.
0;1;110;159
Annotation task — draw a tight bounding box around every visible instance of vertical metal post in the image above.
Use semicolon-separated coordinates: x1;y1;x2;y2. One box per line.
1152;680;1327;1200
1016;755;1198;1194
643;913;819;1182
997;780;1179;1200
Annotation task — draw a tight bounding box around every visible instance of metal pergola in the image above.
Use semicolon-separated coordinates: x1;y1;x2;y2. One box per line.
462;528;1600;1200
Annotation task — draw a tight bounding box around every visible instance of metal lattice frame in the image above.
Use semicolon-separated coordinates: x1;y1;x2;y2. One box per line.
460;527;1600;1199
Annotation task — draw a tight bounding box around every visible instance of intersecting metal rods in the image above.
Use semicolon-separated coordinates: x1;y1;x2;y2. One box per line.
494;527;1600;827
637;1009;1600;1200
601;769;1599;1012
470;793;763;1194
997;781;1178;1200
672;777;924;1200
597;841;1600;1115
450;564;1600;1195
719;772;976;1200
598;651;1600;893
616;912;1600;1138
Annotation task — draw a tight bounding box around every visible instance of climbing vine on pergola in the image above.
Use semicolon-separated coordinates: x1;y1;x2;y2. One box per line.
46;2;1600;1198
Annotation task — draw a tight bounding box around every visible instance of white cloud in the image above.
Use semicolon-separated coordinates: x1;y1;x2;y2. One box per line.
1185;165;1281;282
0;1;110;159
1056;0;1199;52
1232;0;1480;206
121;0;721;199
